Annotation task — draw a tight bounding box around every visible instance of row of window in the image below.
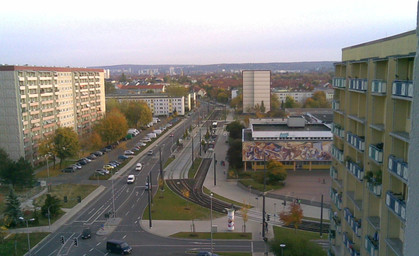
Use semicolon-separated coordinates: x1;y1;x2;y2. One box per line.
253;137;332;141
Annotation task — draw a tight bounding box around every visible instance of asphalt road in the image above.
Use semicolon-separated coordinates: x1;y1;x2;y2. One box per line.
31;102;266;256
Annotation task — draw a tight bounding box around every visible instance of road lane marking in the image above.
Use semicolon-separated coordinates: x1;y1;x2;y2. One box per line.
125;211;130;216
96;242;101;246
87;208;96;215
90;248;94;251
123;235;127;239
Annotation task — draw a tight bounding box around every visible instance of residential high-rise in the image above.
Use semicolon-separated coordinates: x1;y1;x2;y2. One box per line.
330;30;419;256
0;65;105;164
242;70;271;113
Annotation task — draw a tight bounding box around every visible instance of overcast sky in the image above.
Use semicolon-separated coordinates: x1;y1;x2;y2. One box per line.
0;0;417;67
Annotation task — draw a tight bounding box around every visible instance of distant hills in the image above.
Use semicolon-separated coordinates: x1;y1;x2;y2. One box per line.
92;61;335;75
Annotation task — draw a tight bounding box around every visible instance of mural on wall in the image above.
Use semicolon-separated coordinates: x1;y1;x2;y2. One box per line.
242;141;332;161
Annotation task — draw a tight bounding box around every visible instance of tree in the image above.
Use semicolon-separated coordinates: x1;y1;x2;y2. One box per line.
266;160;287;184
166;85;188;97
12;158;36;187
227;139;243;169
0;149;13;184
105;80;115;94
230;94;243;112
241;202;251;232
119;73;127;82
38;135;56;166
95;109;129;144
88;132;103;150
226;121;244;140
284;96;300;108
41;194;61;218
279;201;303;232
181;188;190;210
260;101;266;113
303;91;330;108
53;127;80;167
4;188;21;227
217;92;229;103
137;101;153;127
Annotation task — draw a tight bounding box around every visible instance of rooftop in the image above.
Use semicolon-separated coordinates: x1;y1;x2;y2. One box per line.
252;123;330;132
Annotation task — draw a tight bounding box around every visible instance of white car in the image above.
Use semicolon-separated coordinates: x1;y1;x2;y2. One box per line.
137;142;146;147
127;175;135;184
141;137;151;142
135;163;143;171
124;150;135;155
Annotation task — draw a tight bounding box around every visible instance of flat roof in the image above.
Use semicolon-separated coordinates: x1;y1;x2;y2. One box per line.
252;123;330;132
0;65;104;72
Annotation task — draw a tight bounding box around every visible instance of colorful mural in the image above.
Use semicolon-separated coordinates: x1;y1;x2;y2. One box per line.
242;141;332;161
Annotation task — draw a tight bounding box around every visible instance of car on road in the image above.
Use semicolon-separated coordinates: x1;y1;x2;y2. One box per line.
147;150;153;156
127;175;135;184
145;182;150;190
118;155;129;160
196;252;219;256
124;150;135;155
135;163;142;171
106;240;132;254
170;133;174;137
81;228;91;239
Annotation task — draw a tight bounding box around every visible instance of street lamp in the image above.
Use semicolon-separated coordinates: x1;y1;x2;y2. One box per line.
210;192;213;253
19;217;35;255
45;153;52;192
280;244;286;256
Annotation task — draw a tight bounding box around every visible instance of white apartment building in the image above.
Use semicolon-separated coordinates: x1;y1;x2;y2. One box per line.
0;65;105;164
275;88;334;104
106;94;185;116
243;70;271;113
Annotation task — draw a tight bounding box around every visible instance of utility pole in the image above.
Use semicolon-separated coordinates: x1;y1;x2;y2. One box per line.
149;172;153;204
199;128;202;156
320;194;324;237
213;153;216;186
112;179;116;218
147;175;152;228
159;146;163;187
262;155;267;246
192;136;194;163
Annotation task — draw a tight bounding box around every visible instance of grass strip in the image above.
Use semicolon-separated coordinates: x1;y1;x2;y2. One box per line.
33;184;98;208
188;158;203;179
164;156;176;169
0;232;49;256
171;232;251;240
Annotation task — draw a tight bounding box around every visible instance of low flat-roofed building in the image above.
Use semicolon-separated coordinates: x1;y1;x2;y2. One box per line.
242;116;332;171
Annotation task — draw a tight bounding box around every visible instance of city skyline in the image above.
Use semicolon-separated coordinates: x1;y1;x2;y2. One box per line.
0;0;417;67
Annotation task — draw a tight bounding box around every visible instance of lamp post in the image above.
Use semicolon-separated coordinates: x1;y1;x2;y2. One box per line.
210;192;213;253
47;205;52;229
112;179;116;218
19;217;35;255
45;153;51;192
280;244;286;256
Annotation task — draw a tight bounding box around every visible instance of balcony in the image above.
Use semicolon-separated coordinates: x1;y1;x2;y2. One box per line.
332;78;346;89
366;182;382;197
331;145;344;163
331;123;345;138
364;235;379;256
349;78;367;92
392;80;413;100
342;232;360;256
332;100;341;112
386;191;406;221
368;144;383;164
385;238;403;256
387;155;408;182
330;188;342;210
345;159;364;181
344;208;361;237
346;132;365;152
330;212;342;233
371;80;387;95
366;216;380;231
330;166;338;179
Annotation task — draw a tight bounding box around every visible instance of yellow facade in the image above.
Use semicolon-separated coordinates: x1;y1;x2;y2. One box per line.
330;30;416;256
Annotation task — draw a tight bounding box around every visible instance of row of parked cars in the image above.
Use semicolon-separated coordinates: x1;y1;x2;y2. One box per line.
61;145;115;173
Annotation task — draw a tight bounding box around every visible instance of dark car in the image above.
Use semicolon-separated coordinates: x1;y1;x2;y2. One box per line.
118;155;129;160
94;151;103;156
61;167;75;173
81;228;91;239
196;252;219;256
106;240;132;254
87;154;97;160
78;159;88;165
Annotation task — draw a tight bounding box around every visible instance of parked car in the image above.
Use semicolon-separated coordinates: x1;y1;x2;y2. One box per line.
62;167;75;173
137;142;146;147
124;150;134;155
135;163;143;171
83;157;92;163
132;147;139;151
104;147;112;152
94;151;103;156
196;252;219;256
109;160;121;166
118;155;129;160
88;154;97;160
127;175;135;184
107;162;118;168
72;164;82;170
95;169;109;175
78;159;88;165
141;137;151;142
103;164;115;170
81;228;91;239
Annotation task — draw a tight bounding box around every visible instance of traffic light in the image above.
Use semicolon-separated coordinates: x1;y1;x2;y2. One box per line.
267;214;270;221
74;238;78;247
60;236;65;244
77;196;81;203
64;196;68;203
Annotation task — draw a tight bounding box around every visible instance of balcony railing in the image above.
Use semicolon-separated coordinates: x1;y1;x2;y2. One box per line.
331;123;345;138
392;80;413;98
388;155;408;182
371;80;387;94
332;100;340;111
365;235;379;256
330;188;342;210
331;145;344;163
367;182;382;196
349;79;368;92
330;166;338;180
346;132;365;152
386;191;406;221
346;160;364;181
368;144;383;163
333;78;346;89
343;232;361;256
344;208;362;237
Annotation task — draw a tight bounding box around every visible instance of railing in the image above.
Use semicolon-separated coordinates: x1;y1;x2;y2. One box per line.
365;235;379;256
330;166;338;180
388;155;408;182
371;80;387;94
386;191;406;221
369;144;383;163
367;182;382;196
332;100;340;111
330;188;342;210
331;145;344;163
346;160;364;181
333;78;346;88
346;132;365;152
344;208;362;237
332;123;345;138
343;232;361;256
349;79;368;92
392;80;413;98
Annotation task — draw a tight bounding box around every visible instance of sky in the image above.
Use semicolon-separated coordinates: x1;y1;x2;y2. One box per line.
0;0;417;67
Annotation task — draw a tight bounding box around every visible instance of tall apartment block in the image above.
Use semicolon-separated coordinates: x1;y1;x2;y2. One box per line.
329;29;419;256
242;70;271;113
0;65;106;164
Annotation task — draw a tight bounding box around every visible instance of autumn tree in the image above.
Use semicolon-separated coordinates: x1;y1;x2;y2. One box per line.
217;92;229;103
284;96;300;108
166;85;188;97
123;101;152;128
88;132;103;150
230;94;243;112
268;94;287;118
53;127;80;167
279;201;303;232
38;135;56;166
303;91;330;108
260;101;266;113
95;109;129;144
266;159;287;184
241;201;251;232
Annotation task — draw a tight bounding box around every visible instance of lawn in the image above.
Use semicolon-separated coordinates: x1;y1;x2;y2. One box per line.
188;158;203;179
0;186;44;218
0;232;49;256
143;186;223;220
35;159;77;179
33;184;98;208
171;232;251;240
